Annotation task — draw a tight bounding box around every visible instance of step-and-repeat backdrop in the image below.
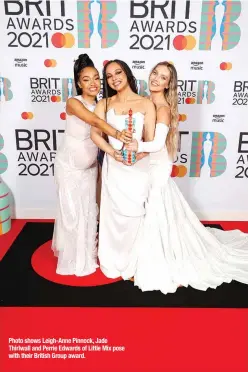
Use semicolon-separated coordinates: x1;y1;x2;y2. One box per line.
0;0;247;220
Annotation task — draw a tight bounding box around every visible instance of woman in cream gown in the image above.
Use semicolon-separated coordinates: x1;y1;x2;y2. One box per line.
91;59;156;279
126;61;248;294
52;54;132;276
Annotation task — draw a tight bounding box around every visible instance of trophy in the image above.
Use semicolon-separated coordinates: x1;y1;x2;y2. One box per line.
122;109;136;165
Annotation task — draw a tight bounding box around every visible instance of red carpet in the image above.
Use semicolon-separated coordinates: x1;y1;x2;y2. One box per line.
0;219;53;261
2;219;248;262
31;240;122;287
0;220;248;371
0;219;26;261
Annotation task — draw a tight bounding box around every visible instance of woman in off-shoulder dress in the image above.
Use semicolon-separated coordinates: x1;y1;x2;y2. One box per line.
91;59;156;280
126;61;248;295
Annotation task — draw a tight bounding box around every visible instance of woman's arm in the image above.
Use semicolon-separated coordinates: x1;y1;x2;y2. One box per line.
143;99;157;141
66;98;132;144
126;106;170;153
90;100;123;162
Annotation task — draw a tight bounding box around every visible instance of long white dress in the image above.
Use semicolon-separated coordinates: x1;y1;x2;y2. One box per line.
134;125;248;294
98;109;150;279
52;96;99;276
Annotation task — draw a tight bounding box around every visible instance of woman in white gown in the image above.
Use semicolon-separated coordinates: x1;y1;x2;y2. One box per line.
52;54;132;276
126;61;248;294
91;60;156;279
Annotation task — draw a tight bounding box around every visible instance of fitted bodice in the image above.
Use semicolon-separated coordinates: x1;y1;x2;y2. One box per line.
106;108;145;150
65;96;96;140
55;96;98;170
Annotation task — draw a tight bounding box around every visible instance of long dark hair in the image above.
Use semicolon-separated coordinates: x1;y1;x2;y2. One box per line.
102;60;138;105
74;54;95;95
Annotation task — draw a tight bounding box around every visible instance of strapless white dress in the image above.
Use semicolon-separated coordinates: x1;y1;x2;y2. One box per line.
98;109;150;279
134;144;248;294
52;96;99;276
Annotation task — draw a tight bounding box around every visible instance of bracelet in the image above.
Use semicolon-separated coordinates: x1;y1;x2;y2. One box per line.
115;129;120;139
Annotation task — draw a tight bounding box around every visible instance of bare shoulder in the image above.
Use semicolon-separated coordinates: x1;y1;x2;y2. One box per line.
95;98;106;108
142;97;155;112
156;105;171;126
157;105;171;115
94;98;107;118
96;97;114;111
66;97;84;115
66;97;80;106
103;95;117;108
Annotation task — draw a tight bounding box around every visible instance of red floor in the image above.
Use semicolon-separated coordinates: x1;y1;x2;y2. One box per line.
0;219;248;372
1;219;248;262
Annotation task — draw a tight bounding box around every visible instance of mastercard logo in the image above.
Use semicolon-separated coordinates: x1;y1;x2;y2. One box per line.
51;32;75;48
21;112;34;120
44;59;57;67
60;112;66;120
51;96;61;103
220;62;232;71
179;114;187;122
171;165;187;177
185;97;195;104
173;35;196;51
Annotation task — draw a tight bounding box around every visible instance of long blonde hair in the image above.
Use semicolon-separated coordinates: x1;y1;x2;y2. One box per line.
151;62;179;161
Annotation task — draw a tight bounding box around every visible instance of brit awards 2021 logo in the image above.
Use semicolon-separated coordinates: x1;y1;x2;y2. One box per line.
4;0;75;48
15;129;64;177
178;80;215;104
170;126;227;179
129;0;197;51
199;0;241;51
137;78;216;103
236;132;248;178
77;0;119;48
232;81;248;106
0;77;13;102
129;0;241;51
29;77;76;103
3;0;119;48
3;0;118;48
190;132;227;177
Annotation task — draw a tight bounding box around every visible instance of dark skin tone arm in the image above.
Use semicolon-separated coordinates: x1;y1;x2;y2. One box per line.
66;98;132;144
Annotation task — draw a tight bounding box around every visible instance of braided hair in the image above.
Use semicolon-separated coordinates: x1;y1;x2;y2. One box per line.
74;54;95;95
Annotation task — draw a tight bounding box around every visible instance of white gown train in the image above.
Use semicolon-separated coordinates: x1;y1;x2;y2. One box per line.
134;124;248;294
